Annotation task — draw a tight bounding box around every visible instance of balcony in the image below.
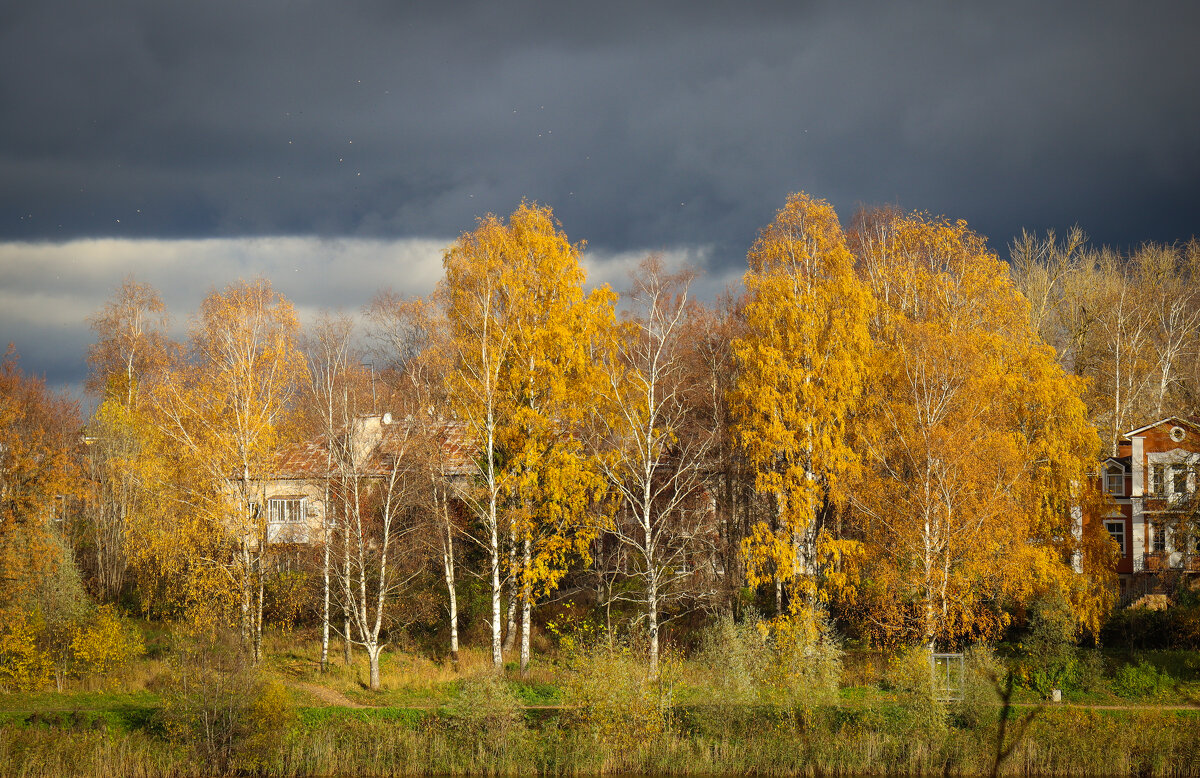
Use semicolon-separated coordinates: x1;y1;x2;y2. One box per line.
266;521;310;545
1142;551;1200;573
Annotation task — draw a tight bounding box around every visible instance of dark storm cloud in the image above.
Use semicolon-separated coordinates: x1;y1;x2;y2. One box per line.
3;0;1198;258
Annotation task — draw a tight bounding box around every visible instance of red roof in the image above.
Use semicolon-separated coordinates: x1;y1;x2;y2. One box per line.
271;416;473;480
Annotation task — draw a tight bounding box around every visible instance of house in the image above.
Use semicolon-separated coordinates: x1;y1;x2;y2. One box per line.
1099;416;1200;590
260;413;472;546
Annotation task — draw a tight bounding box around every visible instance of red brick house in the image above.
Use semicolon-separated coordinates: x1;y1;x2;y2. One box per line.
1099;417;1200;588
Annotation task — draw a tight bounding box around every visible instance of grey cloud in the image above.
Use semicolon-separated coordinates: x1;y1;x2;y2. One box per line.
2;1;1197;255
3;0;1200;395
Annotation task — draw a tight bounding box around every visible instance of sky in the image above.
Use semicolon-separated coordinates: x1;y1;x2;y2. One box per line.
2;0;1198;399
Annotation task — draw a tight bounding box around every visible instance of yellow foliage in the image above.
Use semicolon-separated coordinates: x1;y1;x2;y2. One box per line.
0;614;51;692
845;209;1107;647
732;193;874;602
70;605;144;681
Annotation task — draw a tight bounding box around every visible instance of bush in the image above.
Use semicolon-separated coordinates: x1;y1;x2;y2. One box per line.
695;608;841;715
1019;593;1079;698
886;646;946;735
0;614;51;692
1112;659;1172;699
562;634;673;753
1073;648;1106;693
439;672;527;755
954;644;1004;729
156;631;294;774
70;605;144;685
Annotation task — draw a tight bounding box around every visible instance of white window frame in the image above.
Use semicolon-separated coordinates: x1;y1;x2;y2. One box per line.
1151;520;1168;554
268;496;306;524
1104;520;1126;557
267;496;308;543
1105;466;1124;496
1151;464;1166;496
1170;464;1187;496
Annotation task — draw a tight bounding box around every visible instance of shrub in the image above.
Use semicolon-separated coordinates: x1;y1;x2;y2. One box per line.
954;644;1004;730
439;672;526;752
70;605;144;685
562;634;672;753
886;646;946;735
1019;593;1079;698
1112;659;1172;699
695;608;841;715
0;614;51;692
156;631;294;774
1073;648;1106;693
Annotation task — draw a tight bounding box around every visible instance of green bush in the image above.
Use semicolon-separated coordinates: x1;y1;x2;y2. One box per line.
1019;593;1080;698
439;672;526;749
886;646;946;735
695;609;841;716
1112;659;1173;699
155;632;295;774
1073;648;1106;693
954;644;1004;729
562;634;673;753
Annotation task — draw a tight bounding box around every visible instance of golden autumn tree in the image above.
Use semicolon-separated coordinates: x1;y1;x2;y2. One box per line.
82;278;173;603
442;211;518;669
500;203;613;676
153;280;307;661
442;201;612;672
0;346;85;690
0;346;81;611
845;209;1107;649
731;193;873;613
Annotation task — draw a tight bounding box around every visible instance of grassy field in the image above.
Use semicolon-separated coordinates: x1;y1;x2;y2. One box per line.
2;627;1200;777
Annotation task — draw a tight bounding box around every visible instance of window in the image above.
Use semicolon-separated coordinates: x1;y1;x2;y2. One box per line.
1172;465;1189;496
1106;467;1123;495
1151;520;1167;554
1151;464;1166;495
269;497;305;524
1104;520;1126;557
267;497;308;543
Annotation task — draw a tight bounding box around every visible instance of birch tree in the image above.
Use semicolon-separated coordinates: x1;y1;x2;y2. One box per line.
443;202;611;672
302;312;364;671
731;193;873;610
82;279;172;602
848;209;1104;647
442;213;519;670
366;293;466;667
594;256;715;677
330;414;429;691
153;280;306;661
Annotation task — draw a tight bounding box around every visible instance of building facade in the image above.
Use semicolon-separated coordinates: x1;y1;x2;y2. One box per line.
1100;417;1200;587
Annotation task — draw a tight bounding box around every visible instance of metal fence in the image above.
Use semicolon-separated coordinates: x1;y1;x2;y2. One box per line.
930;652;964;703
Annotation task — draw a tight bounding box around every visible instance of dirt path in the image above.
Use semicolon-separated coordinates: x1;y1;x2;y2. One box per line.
293;683;368;709
1012;701;1200;711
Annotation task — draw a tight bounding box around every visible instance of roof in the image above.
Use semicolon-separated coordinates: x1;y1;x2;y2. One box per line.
1102;455;1131;470
1122;416;1200;438
271;416;473;480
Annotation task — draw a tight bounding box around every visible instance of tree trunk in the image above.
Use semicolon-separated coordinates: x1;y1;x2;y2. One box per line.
240;540;252;648
367;644;381;691
443;520;460;668
520;533;532;677
320;513;331;673
503;529;518;654
648;572;660;679
490;495;503;670
343;529;353;665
